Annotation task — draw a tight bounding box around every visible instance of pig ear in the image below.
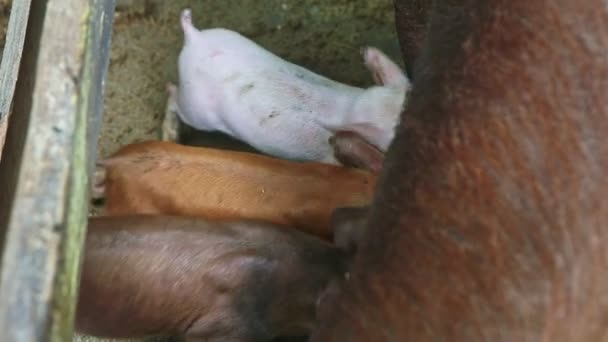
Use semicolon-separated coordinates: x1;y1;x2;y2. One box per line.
335;123;388;150
329;130;384;174
362;46;410;88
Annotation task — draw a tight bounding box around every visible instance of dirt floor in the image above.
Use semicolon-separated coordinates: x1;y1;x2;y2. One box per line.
0;0;401;341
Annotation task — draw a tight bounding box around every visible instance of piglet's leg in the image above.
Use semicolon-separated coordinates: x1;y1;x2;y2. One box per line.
162;82;182;142
361;46;409;88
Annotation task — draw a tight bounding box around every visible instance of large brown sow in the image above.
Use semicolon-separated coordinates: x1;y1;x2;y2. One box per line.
312;0;608;341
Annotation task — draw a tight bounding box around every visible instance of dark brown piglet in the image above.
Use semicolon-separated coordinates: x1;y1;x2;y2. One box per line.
76;215;346;342
312;0;608;341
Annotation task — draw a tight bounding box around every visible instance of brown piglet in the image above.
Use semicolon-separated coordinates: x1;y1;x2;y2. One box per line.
76;215;347;342
95;140;377;240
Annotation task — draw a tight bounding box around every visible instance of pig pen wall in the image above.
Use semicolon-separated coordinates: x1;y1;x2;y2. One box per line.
0;0;401;341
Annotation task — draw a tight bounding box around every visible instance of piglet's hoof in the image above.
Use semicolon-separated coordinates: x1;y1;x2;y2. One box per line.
161;82;181;142
91;165;106;200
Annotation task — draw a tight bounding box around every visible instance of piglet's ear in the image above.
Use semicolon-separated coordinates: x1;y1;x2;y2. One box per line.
330;205;370;254
334;122;392;152
329;130;384;174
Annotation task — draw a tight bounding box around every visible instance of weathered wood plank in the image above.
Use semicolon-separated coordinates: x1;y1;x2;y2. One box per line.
0;0;32;159
52;1;116;340
0;0;115;340
84;0;115;180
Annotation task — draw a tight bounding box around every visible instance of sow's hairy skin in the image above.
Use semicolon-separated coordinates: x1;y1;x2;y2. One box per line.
312;0;608;341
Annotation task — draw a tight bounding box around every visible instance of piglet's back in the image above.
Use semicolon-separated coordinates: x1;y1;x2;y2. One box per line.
77;215;345;340
101;141;376;239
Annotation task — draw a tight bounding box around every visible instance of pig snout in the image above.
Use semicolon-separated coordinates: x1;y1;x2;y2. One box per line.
175;8;409;165
329;131;385;174
76;215;346;341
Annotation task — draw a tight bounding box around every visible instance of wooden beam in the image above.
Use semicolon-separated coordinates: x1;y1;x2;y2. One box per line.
0;0;32;159
0;0;115;340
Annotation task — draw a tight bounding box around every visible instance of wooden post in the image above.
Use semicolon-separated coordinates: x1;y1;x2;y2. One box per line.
0;0;115;341
0;0;32;158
